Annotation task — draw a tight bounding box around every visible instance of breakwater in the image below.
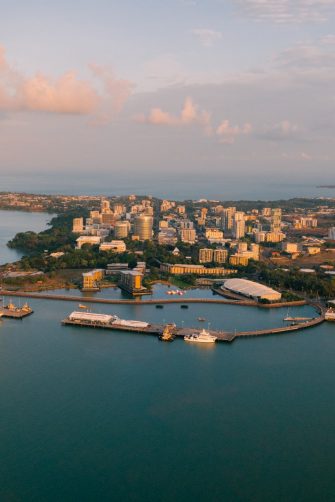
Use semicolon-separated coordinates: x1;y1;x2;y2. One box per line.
0;290;307;309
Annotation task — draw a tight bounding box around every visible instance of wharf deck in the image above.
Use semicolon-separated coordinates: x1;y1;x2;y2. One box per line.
0;307;33;319
62;310;325;342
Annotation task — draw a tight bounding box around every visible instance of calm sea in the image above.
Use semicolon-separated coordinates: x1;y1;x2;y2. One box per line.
0;290;335;502
1;211;335;502
0;210;54;265
1;173;335;200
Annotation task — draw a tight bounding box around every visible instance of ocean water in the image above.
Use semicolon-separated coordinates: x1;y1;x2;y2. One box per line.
0;294;335;502
1;173;335;200
1;210;335;501
0;210;54;265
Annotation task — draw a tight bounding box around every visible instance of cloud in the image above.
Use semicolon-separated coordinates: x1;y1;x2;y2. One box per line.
262;120;299;140
216;120;252;144
135;97;253;144
234;0;335;23
0;45;132;119
191;28;222;47
135;97;212;132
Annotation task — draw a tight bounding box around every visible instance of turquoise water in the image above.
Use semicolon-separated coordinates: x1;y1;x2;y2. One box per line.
1;211;335;501
1;293;335;502
0;210;53;264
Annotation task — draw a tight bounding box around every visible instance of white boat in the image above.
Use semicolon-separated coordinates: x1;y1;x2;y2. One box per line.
184;329;217;344
325;308;335;321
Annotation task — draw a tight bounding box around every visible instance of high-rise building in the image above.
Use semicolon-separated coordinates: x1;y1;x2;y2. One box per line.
233;212;245;239
72;217;84;233
271;208;282;232
329;227;335;240
180;228;196;243
101;200;111;213
262;207;272;217
114;221;129;239
134;215;153;240
221;207;236;231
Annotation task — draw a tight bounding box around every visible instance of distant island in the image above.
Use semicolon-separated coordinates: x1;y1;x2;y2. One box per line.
317;185;335;189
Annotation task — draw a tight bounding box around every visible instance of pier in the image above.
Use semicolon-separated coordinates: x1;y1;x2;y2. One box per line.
0;306;33;319
62;307;325;343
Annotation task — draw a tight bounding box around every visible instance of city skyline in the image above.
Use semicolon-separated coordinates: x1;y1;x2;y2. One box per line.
1;0;335;188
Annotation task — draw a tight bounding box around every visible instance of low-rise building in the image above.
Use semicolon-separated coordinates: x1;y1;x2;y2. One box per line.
118;270;147;295
199;248;213;263
82;269;104;290
76;236;101;249
99;240;126;253
160;263;234;276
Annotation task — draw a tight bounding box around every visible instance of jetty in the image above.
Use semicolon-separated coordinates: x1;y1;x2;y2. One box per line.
62;305;325;343
0;302;33;319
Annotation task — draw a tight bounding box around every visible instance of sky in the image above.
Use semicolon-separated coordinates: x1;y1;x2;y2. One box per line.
1;0;335;196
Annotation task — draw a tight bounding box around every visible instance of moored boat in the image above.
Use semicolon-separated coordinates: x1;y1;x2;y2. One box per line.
184;329;217;344
325;308;335;321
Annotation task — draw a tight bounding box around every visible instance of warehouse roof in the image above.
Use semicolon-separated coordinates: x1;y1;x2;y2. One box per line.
223;278;280;298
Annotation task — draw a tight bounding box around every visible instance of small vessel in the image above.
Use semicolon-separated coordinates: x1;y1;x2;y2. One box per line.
22;302;32;313
198;317;206;322
155;305;164;309
159;324;175;342
79;304;88;309
325;307;335;321
181;305;188;309
184;329;217;344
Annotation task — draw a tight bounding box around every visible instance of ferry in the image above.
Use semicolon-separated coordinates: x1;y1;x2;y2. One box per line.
184;329;217;344
325;308;335;321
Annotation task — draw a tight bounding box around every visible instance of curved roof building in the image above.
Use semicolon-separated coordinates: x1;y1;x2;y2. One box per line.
223;278;281;301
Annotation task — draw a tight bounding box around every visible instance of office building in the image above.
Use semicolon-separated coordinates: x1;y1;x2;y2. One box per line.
180;228;197;244
134;215;153;240
114;221;129;239
72;217;84;233
271;208;282;232
221;207;236;231
233;212;245;239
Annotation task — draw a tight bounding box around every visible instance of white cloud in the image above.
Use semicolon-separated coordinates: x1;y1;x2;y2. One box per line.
134;97;212;134
191;28;222;47
216;120;252;143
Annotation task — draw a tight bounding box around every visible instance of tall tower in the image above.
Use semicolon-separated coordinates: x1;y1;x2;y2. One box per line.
134;215;153;241
101;199;111;214
271;208;282;232
233;212;245;239
221;207;236;231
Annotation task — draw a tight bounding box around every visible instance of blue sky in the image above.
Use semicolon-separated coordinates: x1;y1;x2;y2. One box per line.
1;0;335;193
